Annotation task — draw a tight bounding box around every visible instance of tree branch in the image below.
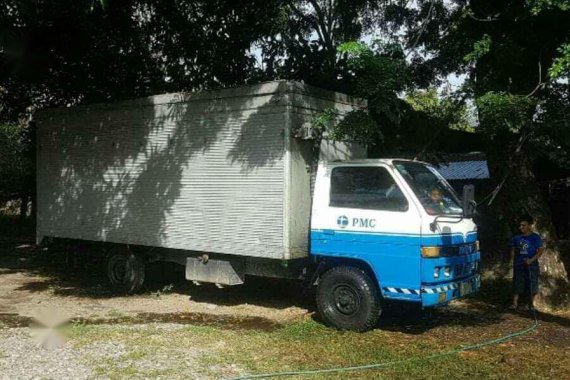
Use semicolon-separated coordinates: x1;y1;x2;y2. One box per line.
467;10;500;22
286;0;327;47
406;0;435;58
526;59;544;97
308;0;334;52
327;0;335;44
413;92;468;161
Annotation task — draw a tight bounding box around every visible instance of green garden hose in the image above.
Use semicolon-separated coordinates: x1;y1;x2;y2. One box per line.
228;309;538;380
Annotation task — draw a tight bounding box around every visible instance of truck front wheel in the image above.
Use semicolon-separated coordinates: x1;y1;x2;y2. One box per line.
316;266;381;332
105;247;145;294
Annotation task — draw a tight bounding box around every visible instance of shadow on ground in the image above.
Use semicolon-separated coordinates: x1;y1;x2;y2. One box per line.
2;227;570;335
0;237;315;311
0;311;282;331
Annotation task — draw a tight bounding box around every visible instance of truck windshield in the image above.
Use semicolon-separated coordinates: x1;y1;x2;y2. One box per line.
393;161;463;216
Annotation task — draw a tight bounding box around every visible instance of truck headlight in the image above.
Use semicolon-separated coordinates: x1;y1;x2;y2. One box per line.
434;267;440;278
422;247;441;258
443;266;451;277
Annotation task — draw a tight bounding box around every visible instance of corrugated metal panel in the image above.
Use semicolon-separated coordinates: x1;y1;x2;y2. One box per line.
436;160;490;180
37;87;288;259
36;81;366;260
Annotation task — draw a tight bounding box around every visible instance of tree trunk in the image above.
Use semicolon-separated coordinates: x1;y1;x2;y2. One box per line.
487;137;570;309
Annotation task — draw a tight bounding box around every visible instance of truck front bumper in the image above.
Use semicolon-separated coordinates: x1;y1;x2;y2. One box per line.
421;274;480;307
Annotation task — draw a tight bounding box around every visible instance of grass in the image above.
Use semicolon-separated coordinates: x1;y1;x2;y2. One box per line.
105;310;127;319
62;314;570;380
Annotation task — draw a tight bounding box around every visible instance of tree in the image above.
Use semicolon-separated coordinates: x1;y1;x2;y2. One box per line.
0;123;33;217
324;41;480;159
0;0;283;212
0;0;282;121
258;0;387;91
408;0;570;308
316;1;569;307
405;89;473;132
1;1;568;307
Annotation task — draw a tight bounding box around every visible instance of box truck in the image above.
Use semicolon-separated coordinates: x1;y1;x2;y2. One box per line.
35;81;480;331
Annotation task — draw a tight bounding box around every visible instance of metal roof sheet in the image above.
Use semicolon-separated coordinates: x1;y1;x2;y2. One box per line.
436;160;490;180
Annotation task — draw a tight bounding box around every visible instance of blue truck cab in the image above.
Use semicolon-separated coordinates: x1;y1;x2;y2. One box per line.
310;159;480;331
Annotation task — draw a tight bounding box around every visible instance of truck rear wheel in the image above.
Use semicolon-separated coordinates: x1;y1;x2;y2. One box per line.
105;247;145;294
316;266;381;332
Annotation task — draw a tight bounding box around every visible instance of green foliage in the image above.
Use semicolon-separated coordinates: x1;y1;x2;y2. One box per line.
476;92;536;136
1;0;568;177
402;0;570;174
549;43;570;79
534;84;570;166
312;40;409;148
477;92;536;133
310;108;337;137
339;40;408;99
406;89;473;132
333;41;479;150
0;123;32;199
330;110;381;146
527;0;570;14
464;34;492;64
337;41;371;59
410;1;570;94
0;0;281;120
311;107;379;146
258;1;385;92
338;41;408;134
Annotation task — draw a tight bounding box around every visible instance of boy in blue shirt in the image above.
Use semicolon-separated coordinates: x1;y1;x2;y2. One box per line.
509;214;545;311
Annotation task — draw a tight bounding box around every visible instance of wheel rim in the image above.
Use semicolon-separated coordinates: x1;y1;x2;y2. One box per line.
108;256;128;284
332;284;360;316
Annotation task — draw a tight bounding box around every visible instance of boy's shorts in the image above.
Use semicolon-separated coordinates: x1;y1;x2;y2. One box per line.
513;264;539;295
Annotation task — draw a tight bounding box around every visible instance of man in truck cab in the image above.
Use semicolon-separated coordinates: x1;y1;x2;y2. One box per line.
425;187;446;214
423;187;461;215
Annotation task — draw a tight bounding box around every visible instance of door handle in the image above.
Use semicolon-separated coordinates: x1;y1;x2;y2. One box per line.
323;230;335;236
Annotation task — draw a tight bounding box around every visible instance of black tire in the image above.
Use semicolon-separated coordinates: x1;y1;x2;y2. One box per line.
105;247;145;294
316;266;381;332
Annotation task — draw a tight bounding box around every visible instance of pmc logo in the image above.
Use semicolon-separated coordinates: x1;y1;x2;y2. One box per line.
337;215;349;228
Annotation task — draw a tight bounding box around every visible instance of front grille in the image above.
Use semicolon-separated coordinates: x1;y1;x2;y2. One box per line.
455;264;464;276
441;242;478;257
453;262;478;277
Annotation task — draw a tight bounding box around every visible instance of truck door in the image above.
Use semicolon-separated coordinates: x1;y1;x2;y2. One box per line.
311;164;423;301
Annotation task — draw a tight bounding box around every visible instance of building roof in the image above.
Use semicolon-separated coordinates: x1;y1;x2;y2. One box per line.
436;160;490;180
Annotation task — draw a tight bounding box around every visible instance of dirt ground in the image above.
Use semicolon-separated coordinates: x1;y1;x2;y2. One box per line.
0;239;310;326
2;236;570;329
2;234;570;379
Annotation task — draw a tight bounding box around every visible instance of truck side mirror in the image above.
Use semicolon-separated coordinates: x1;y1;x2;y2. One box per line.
462;184;476;218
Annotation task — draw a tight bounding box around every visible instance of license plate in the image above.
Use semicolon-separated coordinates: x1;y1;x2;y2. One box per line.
460;281;472;296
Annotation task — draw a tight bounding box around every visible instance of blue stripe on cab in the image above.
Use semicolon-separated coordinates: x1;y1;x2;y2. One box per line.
311;229;422;301
310;229;477;246
310;229;478;303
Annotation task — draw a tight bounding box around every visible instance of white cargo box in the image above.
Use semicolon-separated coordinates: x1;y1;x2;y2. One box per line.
36;81;365;259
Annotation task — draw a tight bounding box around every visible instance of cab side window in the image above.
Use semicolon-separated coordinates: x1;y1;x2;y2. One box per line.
330;167;409;212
